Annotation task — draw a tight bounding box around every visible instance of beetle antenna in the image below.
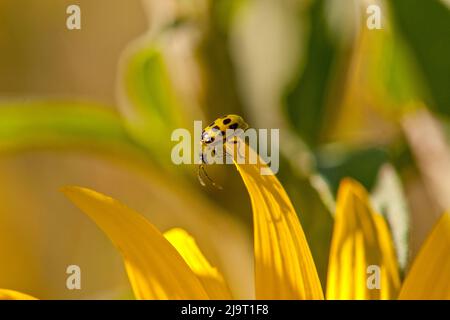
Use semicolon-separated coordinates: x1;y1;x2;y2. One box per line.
197;165;207;187
199;164;223;190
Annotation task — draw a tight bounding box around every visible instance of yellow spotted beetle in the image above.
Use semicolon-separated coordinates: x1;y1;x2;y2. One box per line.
198;115;248;189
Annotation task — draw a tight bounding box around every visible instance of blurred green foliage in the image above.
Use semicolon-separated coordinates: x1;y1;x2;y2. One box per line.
285;0;339;147
317;146;389;194
119;42;185;168
0;102;144;156
198;0;245;117
390;0;450;116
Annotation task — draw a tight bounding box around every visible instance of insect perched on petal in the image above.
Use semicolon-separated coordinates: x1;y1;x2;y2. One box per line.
198;115;249;189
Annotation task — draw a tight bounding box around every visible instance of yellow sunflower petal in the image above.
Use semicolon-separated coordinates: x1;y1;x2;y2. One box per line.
62;186;209;300
164;228;233;299
372;214;402;299
227;142;323;299
326;179;401;300
0;289;37;300
398;213;450;300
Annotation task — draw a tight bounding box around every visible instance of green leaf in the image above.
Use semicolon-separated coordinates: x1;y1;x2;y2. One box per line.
118;39;185;165
316;145;389;194
375;31;423;108
371;164;410;273
390;0;450;116
198;0;246;118
357;18;425;113
0;101;147;158
285;0;340;146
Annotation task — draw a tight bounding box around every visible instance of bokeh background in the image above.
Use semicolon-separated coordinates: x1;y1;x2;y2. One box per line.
0;0;449;299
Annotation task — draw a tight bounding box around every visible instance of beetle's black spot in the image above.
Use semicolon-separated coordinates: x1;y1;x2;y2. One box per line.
213;125;220;131
221;131;226;136
229;123;239;130
223;118;231;125
233;140;238;144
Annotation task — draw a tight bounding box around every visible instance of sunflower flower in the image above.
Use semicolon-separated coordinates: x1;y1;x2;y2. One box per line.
1;144;449;300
